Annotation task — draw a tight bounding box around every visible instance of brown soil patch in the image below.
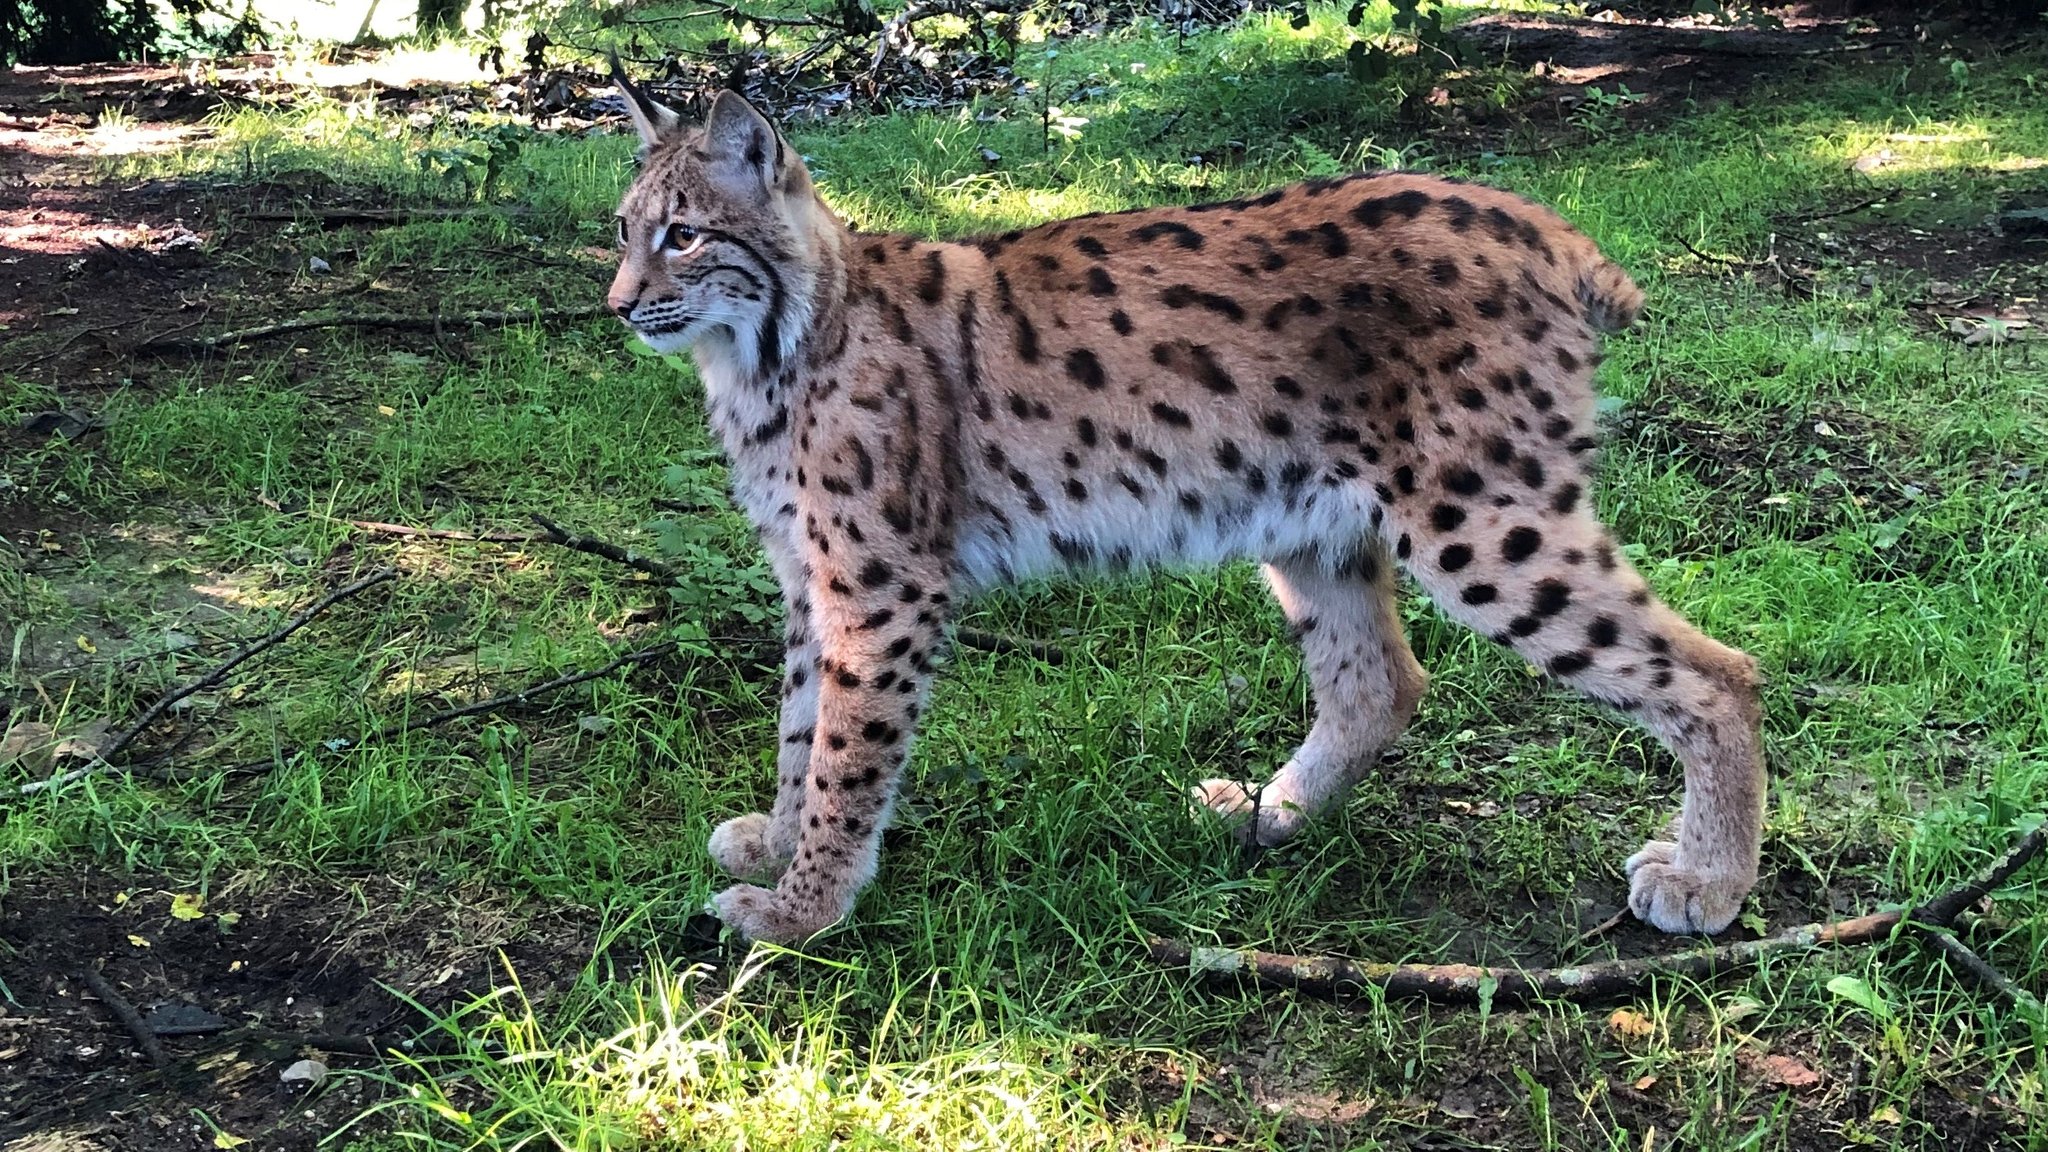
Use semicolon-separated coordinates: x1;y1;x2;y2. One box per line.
0;871;632;1151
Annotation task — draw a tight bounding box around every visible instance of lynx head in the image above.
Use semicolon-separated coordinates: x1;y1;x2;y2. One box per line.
606;61;837;378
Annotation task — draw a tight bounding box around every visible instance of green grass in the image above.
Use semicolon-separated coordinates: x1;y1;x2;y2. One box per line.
5;3;2048;1149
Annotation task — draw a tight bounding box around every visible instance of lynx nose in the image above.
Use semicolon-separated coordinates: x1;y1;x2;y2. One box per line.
608;293;638;320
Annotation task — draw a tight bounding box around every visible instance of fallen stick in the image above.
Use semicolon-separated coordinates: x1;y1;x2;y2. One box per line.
530;515;1064;663
136;305;607;355
177;639;685;781
1675;235;1762;269
1152;826;2045;1005
78;967;167;1067
532;514;680;581
15;568;398;796
348;519;538;544
1924;930;2042;1012
952;627;1065;665
244;206;531;227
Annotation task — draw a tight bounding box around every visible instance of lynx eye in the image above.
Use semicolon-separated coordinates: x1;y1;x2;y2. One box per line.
614;215;628;247
663;223;701;250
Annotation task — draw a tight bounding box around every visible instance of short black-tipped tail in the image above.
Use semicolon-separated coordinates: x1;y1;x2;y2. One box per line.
1577;260;1644;333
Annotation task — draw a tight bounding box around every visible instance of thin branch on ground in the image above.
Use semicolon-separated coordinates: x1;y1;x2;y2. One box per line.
14;318;135;371
529;515;1065;663
15;568;398;797
1675;235;1762;268
348;520;539;544
532;514;680;580
1924;930;2043;1012
177;640;685;781
1153;826;2046;1005
136;305;607;354
243;206;531;227
77;968;167;1067
953;627;1065;665
1777;190;1897;224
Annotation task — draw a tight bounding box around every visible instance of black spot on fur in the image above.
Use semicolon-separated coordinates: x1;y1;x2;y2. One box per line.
1440;543;1473;572
1461;583;1497;605
1131;220;1204;250
1431;503;1467;531
1151;401;1192;427
1160;284;1246;321
1352;189;1431;228
1086;266;1117;296
1444;468;1483;496
1502;527;1543;563
916;250;946;303
1066;348;1106;390
1548;652;1592;678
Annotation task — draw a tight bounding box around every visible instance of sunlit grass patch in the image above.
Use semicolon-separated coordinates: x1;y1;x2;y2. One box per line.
358;952;1139;1151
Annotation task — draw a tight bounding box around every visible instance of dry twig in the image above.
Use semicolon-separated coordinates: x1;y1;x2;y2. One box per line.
244;206;531;227
77;968;167;1067
348;519;538;544
182;640;686;781
1153;826;2045;1005
532;514;680;581
137;305;606;354
15;568;398;796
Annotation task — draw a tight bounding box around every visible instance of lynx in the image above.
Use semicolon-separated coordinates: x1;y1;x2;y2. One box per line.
605;67;1767;946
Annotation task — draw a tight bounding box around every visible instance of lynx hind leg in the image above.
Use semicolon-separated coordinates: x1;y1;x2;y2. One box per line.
1392;497;1765;935
1195;541;1427;847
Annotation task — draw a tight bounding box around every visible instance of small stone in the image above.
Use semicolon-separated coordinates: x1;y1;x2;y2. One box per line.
308;256;332;274
280;1058;328;1089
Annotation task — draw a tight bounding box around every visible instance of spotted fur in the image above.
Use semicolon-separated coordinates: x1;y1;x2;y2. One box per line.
607;69;1767;945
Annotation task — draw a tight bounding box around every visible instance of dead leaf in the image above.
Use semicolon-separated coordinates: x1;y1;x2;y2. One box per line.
1608;1008;1656;1042
1759;1054;1821;1089
170;892;206;921
1870;1104;1903;1125
53;717;112;762
1632;1074;1658;1092
0;723;58;771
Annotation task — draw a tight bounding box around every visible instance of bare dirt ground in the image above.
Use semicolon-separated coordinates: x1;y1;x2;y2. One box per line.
2;11;2042;1146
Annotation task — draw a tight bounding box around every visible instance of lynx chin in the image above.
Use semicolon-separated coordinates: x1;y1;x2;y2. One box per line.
605;64;1767;946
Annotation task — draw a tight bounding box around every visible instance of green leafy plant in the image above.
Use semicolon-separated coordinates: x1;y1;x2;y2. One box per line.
1570;83;1645;140
419;122;532;200
646;454;779;633
1343;0;1461;89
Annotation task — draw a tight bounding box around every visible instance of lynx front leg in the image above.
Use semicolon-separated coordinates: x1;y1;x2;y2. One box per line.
707;581;819;882
711;553;953;944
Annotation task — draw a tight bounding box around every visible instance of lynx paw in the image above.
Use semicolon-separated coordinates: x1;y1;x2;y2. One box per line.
707;813;790;881
1191;779;1305;847
708;882;842;945
1624;840;1745;934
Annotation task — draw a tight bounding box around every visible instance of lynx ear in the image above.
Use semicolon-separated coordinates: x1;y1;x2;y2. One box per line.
610;53;681;150
701;88;784;198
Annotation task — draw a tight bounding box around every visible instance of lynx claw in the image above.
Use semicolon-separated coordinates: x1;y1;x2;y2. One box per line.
1625;840;1745;935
